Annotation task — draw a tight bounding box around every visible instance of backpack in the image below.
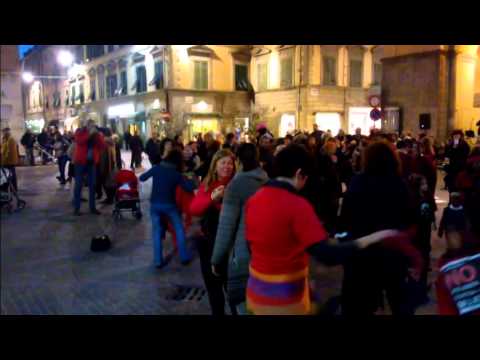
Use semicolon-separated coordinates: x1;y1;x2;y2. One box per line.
90;235;111;252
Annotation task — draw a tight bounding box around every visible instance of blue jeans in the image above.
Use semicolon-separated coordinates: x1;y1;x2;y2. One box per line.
73;163;96;211
150;203;191;265
58;155;69;181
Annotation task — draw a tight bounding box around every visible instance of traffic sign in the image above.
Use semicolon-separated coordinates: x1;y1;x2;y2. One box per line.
369;95;381;108
370;108;382;121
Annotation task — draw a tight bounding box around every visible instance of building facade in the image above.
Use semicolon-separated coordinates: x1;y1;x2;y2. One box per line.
64;45;252;142
250;45;385;137
1;45;24;143
22;45;73;133
381;45;480;140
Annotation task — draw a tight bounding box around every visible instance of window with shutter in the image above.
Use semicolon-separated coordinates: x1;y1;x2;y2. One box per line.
194;61;208;90
71;86;76;104
151;61;164;89
235;64;248;91
136;65;147;93
89;79;96;101
257;63;268;91
106;74;117;98
323;56;336;86
280;57;293;88
349;60;362;87
79;84;85;103
120;71;127;95
98;73;105;99
75;45;84;63
107;45;115;53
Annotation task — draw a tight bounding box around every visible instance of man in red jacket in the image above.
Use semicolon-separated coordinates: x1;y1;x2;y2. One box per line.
73;119;106;215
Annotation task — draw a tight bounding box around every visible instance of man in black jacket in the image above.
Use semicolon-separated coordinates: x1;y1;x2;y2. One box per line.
37;127;51;164
129;131;144;169
145;132;161;166
21;129;36;166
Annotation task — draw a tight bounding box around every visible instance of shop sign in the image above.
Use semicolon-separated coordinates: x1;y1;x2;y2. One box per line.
185;96;194;104
440;253;480;315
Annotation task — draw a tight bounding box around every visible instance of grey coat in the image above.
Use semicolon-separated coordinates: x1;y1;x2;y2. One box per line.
211;167;269;305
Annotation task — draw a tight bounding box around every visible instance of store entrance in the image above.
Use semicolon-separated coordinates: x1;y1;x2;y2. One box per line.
185;118;219;141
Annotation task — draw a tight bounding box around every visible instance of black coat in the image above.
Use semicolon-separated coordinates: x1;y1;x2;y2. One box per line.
129;136;144;153
145;138;161;164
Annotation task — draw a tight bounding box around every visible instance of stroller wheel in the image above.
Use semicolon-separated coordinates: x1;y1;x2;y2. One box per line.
134;211;142;220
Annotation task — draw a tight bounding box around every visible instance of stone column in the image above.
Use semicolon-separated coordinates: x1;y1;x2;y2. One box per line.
362;47;373;88
337;46;348;87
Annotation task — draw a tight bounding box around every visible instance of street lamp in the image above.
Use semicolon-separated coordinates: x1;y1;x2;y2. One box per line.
57;50;74;67
22;72;34;83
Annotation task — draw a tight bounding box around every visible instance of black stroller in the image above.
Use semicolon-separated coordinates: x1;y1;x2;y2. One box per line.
0;167;26;213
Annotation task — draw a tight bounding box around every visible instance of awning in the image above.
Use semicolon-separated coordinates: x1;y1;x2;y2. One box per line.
185;112;223;119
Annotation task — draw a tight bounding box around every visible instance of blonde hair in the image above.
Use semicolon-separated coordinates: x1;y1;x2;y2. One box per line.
203;149;235;190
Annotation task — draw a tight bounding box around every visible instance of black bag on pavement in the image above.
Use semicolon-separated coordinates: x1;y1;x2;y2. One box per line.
90;235;111;252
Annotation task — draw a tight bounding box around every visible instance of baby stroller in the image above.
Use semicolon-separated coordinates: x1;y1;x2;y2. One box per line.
0;167;26;213
112;169;142;220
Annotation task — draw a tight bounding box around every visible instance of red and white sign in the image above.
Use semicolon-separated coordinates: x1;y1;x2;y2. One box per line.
369;95;381;108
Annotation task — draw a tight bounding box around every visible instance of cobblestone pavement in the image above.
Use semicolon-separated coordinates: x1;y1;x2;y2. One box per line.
1;152;448;315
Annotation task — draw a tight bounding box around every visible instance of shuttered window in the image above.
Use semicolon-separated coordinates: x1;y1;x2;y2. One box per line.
257;62;268;91
89;78;96;101
79;84;84;103
120;71;127;95
280;57;293;88
323;56;336;86
98;73;105;99
151;61;164;89
70;85;76;104
235;64;248;91
136;65;147;93
106;74;118;98
349;60;363;87
194;61;208;90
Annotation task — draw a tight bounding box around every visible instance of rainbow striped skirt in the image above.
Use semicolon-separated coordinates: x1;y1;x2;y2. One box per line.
246;266;311;315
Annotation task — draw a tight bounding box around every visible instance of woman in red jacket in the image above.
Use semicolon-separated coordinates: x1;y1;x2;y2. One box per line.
189;149;236;315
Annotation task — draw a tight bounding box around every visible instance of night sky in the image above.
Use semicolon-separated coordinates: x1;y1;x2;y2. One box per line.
18;45;34;58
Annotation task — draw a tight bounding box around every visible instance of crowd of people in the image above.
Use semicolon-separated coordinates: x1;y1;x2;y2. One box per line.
133;121;480;316
3;118;480;316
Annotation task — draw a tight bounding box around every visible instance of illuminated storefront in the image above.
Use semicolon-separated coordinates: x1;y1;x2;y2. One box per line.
348;107;380;135
25;119;45;133
315;112;342;136
279;114;295;137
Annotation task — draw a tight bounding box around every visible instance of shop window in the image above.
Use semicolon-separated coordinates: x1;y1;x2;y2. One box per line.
235;64;249;91
257;62;268;91
194;61;208;90
280;57;293;88
279;114;296;137
349;60;363;88
135;65;147;93
323;56;336;86
315;112;341;136
106;74;118;98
